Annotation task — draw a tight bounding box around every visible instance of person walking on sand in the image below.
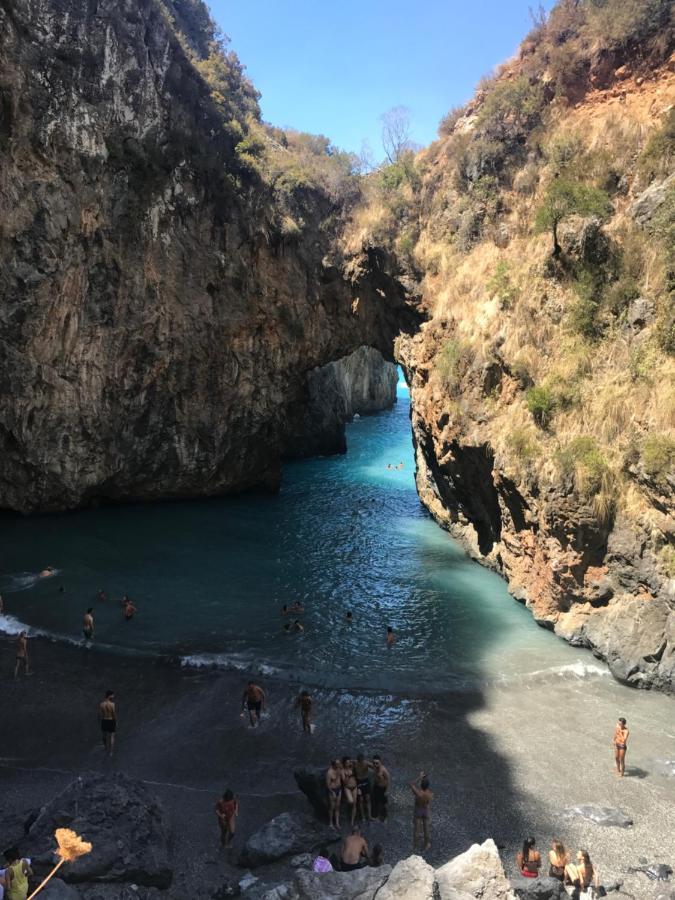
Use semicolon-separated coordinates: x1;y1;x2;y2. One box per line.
326;759;342;830
14;632;30;679
3;848;31;900
613;717;629;776
371;754;390;823
386;626;396;647
99;690;117;756
241;681;265;727
411;772;433;851
215;789;238;849
83;607;95;641
296;690;313;734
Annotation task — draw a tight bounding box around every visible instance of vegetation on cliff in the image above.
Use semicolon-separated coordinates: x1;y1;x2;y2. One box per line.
347;0;674;578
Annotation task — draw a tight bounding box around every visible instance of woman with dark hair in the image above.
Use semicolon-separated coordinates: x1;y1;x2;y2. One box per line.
411;772;433;851
566;850;599;899
3;848;31;900
516;837;541;878
548;839;569;880
613;717;629;777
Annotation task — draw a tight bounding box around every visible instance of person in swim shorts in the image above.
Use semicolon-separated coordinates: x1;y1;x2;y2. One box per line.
296;690;313;733
340;827;368;871
241;681;265;727
326;759;342;829
83;608;94;641
99;690;117;757
371;754;390;823
354;753;373;821
411;771;433;851
215;788;238;849
14;632;30;679
613;717;629;776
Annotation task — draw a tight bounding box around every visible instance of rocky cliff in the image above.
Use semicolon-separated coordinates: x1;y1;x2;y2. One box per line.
0;0;419;513
348;0;675;690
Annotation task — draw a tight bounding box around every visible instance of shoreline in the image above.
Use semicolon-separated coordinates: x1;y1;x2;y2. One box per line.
2;632;674;897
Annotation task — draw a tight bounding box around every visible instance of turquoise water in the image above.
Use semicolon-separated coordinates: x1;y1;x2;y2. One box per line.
0;378;593;691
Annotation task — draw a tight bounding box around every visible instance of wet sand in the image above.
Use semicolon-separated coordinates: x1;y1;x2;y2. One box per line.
1;634;674;897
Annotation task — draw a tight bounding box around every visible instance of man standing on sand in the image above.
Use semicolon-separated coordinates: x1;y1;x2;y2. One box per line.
613;717;629;777
340;826;369;871
371;755;390;823
99;690;117;756
296;690;313;734
14;632;30;678
354;753;373;821
411;771;433;851
83;608;94;641
241;681;266;727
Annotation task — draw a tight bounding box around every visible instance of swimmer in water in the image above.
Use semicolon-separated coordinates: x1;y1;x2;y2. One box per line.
83;607;95;640
346;610;353;623
294;619;304;632
386;464;392;470
39;566;55;578
122;598;137;620
97;589;107;602
386;626;396;647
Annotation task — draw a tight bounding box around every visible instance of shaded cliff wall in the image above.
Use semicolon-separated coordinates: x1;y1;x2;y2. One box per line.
285;346;398;458
0;0;420;512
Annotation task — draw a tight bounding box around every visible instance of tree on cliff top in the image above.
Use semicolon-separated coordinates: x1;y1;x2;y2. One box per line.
534;177;612;256
381;106;415;164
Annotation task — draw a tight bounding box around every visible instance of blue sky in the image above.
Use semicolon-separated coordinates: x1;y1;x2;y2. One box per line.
208;1;555;160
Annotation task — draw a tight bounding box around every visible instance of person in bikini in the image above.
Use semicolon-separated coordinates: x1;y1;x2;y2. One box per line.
411;771;433;851
354;753;373;821
326;759;342;829
516;836;541;878
340;826;369;871
613;717;629;776
241;681;266;727
296;690;313;733
99;690;117;756
341;756;358;825
565;849;599;899
83;608;94;641
548;839;569;881
215;789;238;849
14;632;30;679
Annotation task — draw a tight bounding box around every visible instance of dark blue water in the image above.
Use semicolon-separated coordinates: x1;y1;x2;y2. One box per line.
0;378;590;691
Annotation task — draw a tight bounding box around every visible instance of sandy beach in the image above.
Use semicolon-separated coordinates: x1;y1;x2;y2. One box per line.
2;633;674;897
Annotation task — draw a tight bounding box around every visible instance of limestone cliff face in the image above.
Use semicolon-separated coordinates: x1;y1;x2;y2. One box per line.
287;347;398;458
0;0;419;512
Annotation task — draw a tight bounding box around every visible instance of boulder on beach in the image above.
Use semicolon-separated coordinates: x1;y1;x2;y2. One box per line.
377;855;435;899
294;865;392;899
239;812;337;868
562;804;633;828
510;875;567;899
23;773;172;888
435;839;515;900
294;768;329;816
39;879;81;899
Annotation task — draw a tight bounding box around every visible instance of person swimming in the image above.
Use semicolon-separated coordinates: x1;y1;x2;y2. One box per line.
346;611;353;623
294;619;304;632
386;626;396;647
39;566;55;578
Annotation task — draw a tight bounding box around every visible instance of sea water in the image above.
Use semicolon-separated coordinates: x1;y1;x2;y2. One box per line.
0;376;610;690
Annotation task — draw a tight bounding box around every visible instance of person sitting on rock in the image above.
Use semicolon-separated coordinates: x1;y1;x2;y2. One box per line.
548;839;569;880
565;849;599;899
517;836;541;878
312;846;333;873
340;826;369;871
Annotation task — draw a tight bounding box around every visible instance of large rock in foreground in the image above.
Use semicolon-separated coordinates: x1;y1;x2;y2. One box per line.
239;812;337;868
24;774;172;887
293;866;392;900
435;839;515;900
377;855;435;899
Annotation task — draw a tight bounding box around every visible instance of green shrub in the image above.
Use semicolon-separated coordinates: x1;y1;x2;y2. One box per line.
534;177;612;256
659;544;675;577
436;339;470;391
637;109;675;185
641;434;675;483
438;106;464;137
603;277;640;316
507;428;540;460
556;436;614;497
477;76;546;136
587;0;672;47
526;385;556;427
545;133;584;171
655;299;675;355
487;260;518;309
